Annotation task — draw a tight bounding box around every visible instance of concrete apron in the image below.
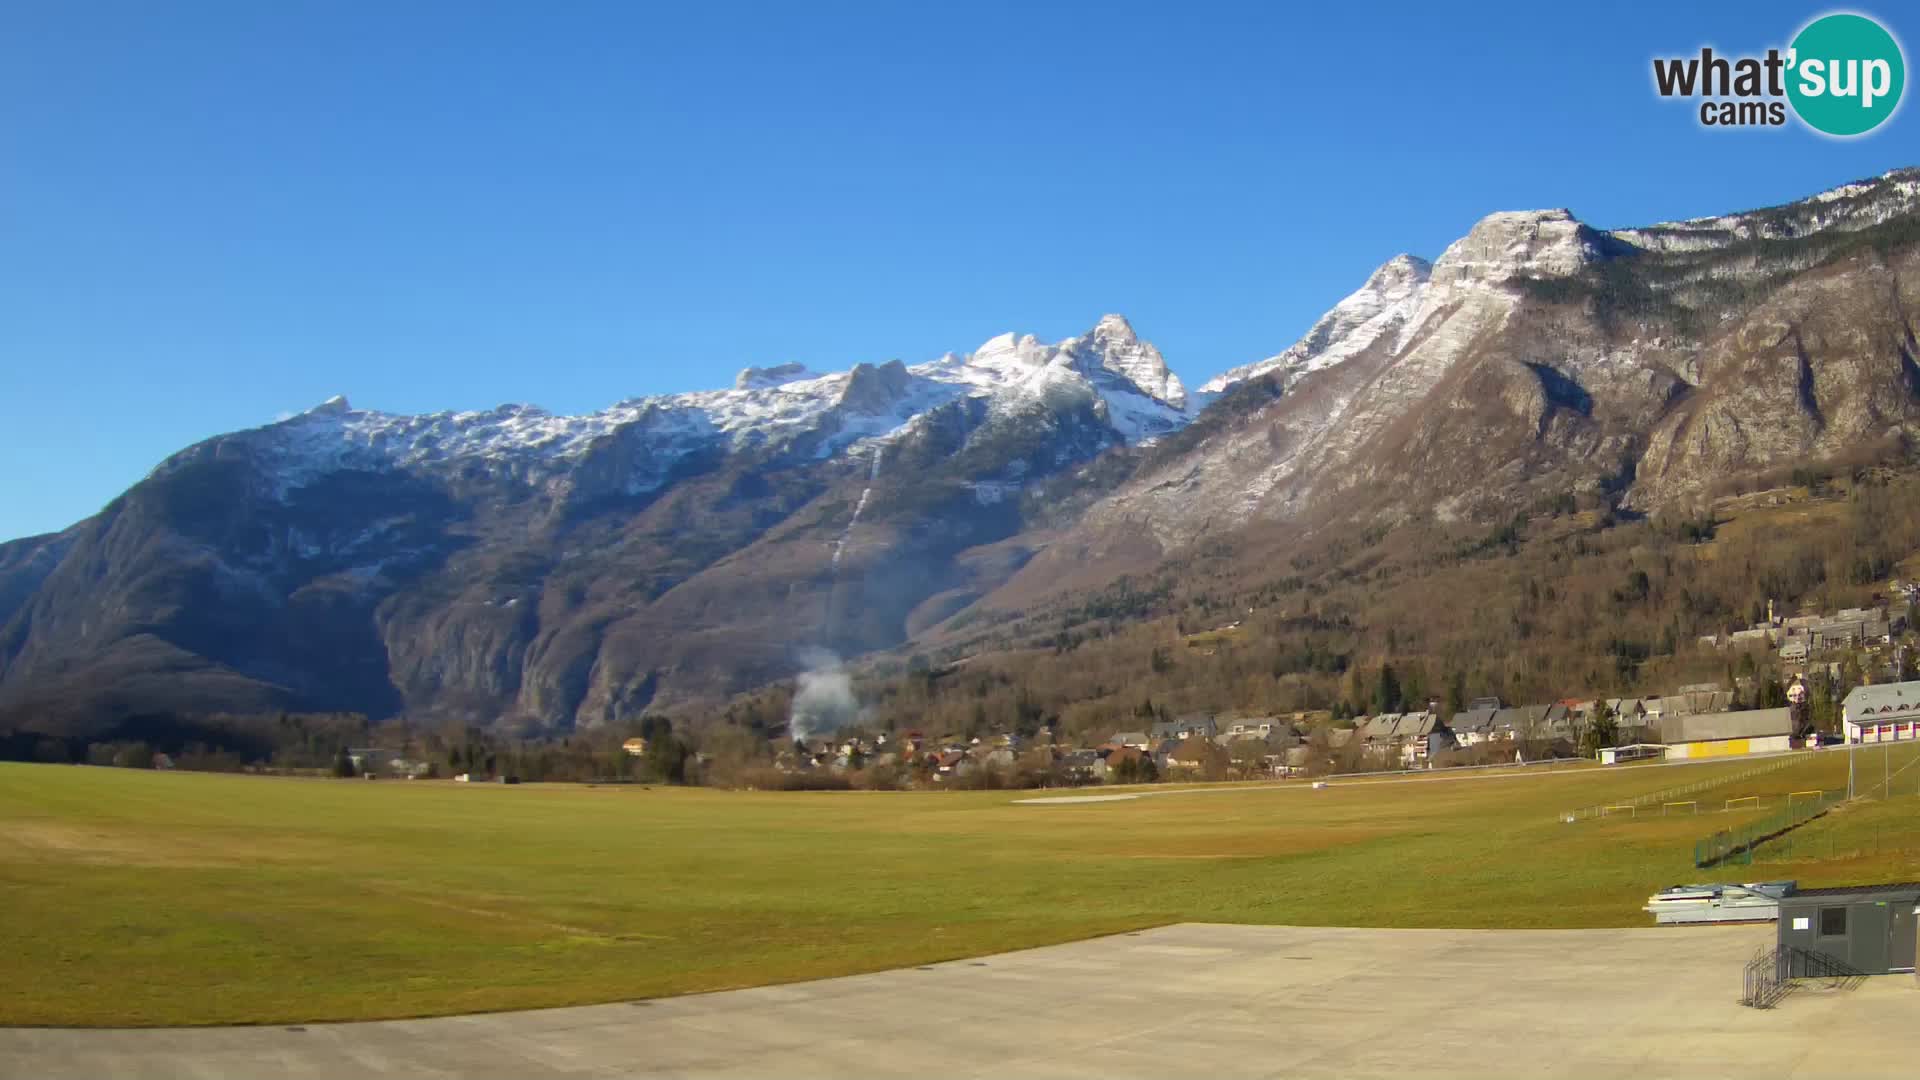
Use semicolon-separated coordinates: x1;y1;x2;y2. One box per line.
2;923;1915;1079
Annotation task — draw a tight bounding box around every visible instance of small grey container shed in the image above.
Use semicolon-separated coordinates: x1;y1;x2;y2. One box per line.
1776;883;1920;976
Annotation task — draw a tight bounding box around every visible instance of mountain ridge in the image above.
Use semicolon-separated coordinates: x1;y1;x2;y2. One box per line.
5;167;1920;735
107;165;1920;516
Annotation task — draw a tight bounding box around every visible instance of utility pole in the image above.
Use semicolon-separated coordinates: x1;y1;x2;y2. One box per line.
1844;689;1857;799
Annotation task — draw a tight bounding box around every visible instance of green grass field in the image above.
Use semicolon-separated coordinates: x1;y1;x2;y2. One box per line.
4;751;1919;1027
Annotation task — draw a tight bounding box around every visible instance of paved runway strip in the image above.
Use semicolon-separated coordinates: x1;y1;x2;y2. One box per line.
5;922;1916;1078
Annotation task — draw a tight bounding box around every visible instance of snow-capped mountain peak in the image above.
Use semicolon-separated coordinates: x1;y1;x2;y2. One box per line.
836;360;916;414
171;316;1196;499
1064;313;1188;410
1430;208;1605;286
1197;254;1432;396
918;319;1189;439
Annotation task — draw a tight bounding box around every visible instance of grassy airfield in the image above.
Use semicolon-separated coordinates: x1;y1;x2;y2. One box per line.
3;749;1917;1026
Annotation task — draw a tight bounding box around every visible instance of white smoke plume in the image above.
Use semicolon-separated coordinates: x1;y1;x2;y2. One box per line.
790;649;861;744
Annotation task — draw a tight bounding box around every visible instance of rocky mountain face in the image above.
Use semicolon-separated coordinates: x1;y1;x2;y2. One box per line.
1025;169;1920;571
0;317;1192;732
4;169;1919;733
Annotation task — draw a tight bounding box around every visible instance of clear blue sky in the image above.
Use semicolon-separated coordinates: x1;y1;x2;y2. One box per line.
2;1;1913;541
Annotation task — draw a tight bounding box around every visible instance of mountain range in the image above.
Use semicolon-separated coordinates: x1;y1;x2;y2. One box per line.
5;167;1920;735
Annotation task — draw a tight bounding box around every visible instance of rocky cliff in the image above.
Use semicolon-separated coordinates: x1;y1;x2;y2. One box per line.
1037;170;1920;570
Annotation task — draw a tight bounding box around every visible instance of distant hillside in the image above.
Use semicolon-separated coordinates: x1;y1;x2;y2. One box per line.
836;459;1920;746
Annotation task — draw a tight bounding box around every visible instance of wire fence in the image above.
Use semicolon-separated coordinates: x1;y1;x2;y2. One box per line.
1849;739;1920;800
1692;789;1843;868
1561;753;1806;823
1753;815;1915;862
1687;743;1920;866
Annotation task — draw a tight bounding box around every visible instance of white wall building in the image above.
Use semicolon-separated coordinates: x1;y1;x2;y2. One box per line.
1842;681;1920;743
1657;708;1794;759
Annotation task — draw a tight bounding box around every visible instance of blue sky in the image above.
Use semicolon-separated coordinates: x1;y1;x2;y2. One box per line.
1;1;1914;541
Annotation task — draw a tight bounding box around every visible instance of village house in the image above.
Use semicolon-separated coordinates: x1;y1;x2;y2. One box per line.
1487;708;1527;742
1150;739;1183;772
1165;738;1228;779
1395;711;1457;767
1109;730;1151;750
974;746;1017;772
1150;715;1218;741
1222;717;1293;742
930;750;972;780
1448;706;1499;746
1604;699;1648;726
1670;683;1735;715
1101;745;1152;779
1712;603;1901;657
1058;749;1102;782
1486;704;1578;754
1210;721;1298;777
1536;703;1577;739
1358;713;1403;746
